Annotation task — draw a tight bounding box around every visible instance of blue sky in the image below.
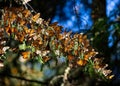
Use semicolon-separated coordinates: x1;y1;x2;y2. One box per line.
52;0;120;47
52;0;120;31
52;0;93;33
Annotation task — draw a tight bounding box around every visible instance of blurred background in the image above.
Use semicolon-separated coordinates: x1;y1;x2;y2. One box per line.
0;0;120;86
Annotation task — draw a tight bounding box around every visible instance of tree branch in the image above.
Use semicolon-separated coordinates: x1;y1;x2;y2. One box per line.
0;73;48;85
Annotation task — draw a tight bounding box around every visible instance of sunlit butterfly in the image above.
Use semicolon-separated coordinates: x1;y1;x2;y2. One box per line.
22;51;30;59
77;59;87;66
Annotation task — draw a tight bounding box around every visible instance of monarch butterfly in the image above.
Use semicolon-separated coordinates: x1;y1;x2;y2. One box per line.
0;49;4;54
22;0;31;5
50;22;62;34
23;26;34;36
22;51;30;59
17;32;25;42
107;75;114;79
10;13;17;22
67;55;74;61
31;13;40;22
58;34;64;40
23;9;31;18
77;59;87;66
93;65;101;69
42;56;50;62
84;55;89;61
20;20;25;26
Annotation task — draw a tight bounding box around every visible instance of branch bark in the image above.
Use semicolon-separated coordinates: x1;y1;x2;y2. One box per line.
0;73;48;85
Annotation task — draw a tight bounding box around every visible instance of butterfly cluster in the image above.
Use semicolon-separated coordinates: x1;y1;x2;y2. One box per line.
0;7;113;79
